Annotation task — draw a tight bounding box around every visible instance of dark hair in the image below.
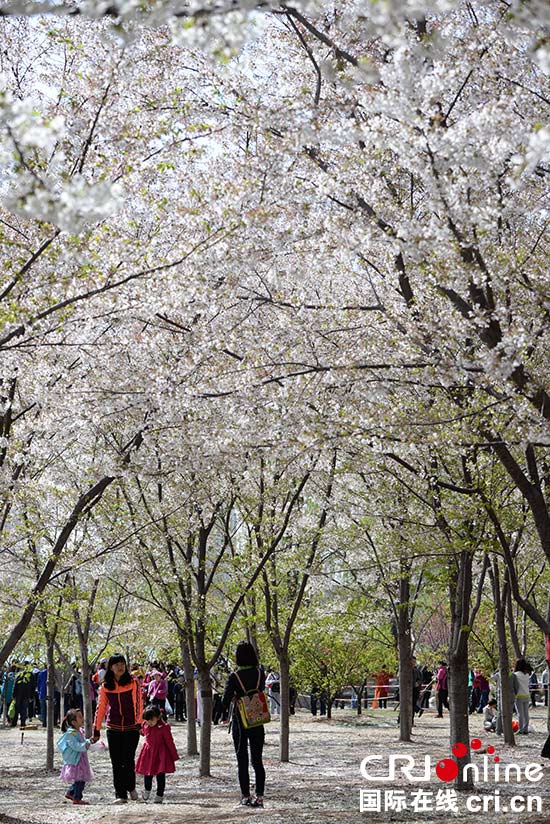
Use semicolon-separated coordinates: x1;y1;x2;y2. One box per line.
488;699;497;706
143;704;162;721
235;641;259;668
514;658;532;674
61;708;81;732
103;654;131;690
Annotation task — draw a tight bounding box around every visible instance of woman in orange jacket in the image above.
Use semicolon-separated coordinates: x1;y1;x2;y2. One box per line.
92;654;143;805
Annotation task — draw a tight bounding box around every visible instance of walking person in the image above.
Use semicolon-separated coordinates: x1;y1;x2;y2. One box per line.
57;708;93;806
136;705;179;803
222;641;267;808
373;665;393;709
435;661;449;718
92;654;143;805
513;658;532;734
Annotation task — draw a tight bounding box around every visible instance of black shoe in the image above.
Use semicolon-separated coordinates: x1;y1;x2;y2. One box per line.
251;798;264;808
241;797;253;806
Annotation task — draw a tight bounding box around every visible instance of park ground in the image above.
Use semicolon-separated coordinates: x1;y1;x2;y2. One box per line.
1;707;550;824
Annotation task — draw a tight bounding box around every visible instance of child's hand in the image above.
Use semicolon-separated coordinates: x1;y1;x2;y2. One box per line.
86;742;91;749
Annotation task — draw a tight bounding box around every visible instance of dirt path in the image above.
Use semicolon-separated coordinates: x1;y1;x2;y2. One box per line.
1;707;550;823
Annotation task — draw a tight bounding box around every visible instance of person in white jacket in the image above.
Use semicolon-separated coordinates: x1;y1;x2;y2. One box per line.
513;658;532;735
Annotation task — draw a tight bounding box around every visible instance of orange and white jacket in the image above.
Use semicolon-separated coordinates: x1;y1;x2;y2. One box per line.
93;677;142;735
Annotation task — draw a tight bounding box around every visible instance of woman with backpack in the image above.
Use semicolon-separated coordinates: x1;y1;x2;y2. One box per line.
222;641;268;808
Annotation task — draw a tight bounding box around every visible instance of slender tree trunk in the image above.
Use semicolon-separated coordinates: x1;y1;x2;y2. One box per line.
80;657;93;738
46;638;56;771
198;667;213;777
181;640;197;756
490;560;515;745
398;570;413;743
506;580;522;659
279;651;290;762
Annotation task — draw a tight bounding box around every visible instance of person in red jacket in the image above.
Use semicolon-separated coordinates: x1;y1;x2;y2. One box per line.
92;654;143;805
136;704;180;803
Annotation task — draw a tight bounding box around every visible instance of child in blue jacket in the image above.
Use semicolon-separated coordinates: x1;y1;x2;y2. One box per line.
57;708;93;805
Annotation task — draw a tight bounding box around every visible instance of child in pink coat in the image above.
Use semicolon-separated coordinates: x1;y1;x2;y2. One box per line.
136;704;179;803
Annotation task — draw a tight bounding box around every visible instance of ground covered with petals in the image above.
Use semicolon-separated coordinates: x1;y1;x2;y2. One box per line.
1;708;550;824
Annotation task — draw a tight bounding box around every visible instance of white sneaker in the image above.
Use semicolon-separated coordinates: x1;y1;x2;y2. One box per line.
153;795;164;803
112;798;127;805
142;790;151;801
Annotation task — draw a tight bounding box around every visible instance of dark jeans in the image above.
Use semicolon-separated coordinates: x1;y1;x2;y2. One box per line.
144;773;166;796
437;689;449;716
68;780;85;801
106;728;140;799
14;699;29;727
232;722;265;797
311;696;326;716
175;695;186;721
39;698;47;727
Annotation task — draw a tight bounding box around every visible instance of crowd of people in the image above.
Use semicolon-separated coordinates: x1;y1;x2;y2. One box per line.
3;650;550;808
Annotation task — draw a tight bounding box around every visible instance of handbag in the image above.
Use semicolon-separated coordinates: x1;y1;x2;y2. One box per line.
234;670;271;729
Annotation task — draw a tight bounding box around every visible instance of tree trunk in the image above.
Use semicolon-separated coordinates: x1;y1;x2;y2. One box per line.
490;560;515;745
398;570;413;742
198;667;213;777
75;631;93;737
326;698;334;719
448;646;471;789
46;638;56;771
181;640;197;756
448;550;473;791
279;651;290;762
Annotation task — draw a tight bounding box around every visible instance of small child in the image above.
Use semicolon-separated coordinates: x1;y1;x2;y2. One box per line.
483;698;498;732
136;704;180;803
56;708;93;805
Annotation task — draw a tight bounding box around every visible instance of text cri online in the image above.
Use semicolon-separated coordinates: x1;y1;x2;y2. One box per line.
359;789;542;814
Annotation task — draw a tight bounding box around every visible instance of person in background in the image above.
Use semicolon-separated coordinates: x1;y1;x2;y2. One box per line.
36;664;48;727
513;658;532;735
173;675;186;722
435;661;449;718
483;698;498;732
147;670;168;717
265;670;280;716
476;670;490;713
420;666;433;709
543;667;549;707
13;660;36;727
529;670;539;707
373;666;392;710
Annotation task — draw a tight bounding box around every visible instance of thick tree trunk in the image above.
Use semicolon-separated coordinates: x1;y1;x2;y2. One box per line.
198;667;213;777
448;647;471;789
181;640;197;756
279;652;290;762
448;549;473;791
